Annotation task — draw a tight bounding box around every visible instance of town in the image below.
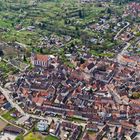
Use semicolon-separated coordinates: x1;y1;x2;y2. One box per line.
0;0;140;140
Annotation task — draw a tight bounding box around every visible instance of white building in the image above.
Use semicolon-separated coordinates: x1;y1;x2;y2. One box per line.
37;120;48;131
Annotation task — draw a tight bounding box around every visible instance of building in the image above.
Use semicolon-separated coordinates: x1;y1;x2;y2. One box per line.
4;126;24;134
37;120;48;131
31;53;56;67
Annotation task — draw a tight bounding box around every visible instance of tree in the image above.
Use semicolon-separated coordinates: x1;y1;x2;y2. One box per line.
40;47;43;54
79;9;85;18
15;134;23;140
23;54;27;62
107;8;112;14
89;88;93;94
0;49;4;56
80;57;85;64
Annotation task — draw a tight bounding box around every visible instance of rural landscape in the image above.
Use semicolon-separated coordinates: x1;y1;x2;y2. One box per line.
0;0;140;140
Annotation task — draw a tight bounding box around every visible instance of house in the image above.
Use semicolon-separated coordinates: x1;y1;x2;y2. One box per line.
2;102;12;110
0;94;6;107
4;126;24;134
87;123;99;132
32;97;44;106
62;122;81;140
49;121;60;136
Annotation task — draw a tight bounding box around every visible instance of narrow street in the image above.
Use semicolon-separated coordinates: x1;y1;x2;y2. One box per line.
117;42;130;63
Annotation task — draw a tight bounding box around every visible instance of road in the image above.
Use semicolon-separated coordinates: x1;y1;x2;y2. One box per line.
3;59;23;72
3;58;30;72
107;85;122;104
15;41;28;49
117;38;140;64
117;42;130;63
114;22;130;40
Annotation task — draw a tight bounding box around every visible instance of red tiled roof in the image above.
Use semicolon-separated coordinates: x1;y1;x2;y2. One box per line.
67;111;74;116
21;88;29;97
0;95;5;104
121;121;134;129
39;91;49;96
35;54;48;62
33;97;44;105
130;100;140;106
121;55;135;63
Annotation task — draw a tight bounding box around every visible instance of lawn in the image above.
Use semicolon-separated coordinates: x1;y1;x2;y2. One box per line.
24;133;43;140
87;130;96;139
45;135;59;140
24;133;59;140
2;108;17;121
67;116;86;123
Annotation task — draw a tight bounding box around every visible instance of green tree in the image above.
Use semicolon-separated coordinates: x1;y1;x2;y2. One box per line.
15;134;23;140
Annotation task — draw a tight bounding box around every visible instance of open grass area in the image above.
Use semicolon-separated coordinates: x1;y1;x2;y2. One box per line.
24;133;59;140
67;116;86;123
45;135;59;140
0;61;10;73
24;133;43;140
87;130;96;139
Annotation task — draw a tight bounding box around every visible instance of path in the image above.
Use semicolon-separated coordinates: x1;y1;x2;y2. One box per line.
0;116;28;135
